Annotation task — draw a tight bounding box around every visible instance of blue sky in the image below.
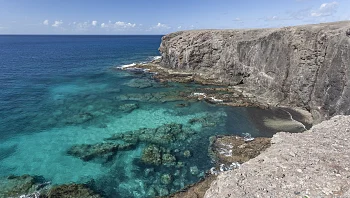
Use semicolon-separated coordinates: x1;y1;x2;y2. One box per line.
0;0;349;34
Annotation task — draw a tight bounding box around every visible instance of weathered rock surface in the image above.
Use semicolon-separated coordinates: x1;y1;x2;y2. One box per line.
159;21;350;123
0;175;37;197
209;135;271;165
167;175;217;198
47;184;102;198
204;115;350;198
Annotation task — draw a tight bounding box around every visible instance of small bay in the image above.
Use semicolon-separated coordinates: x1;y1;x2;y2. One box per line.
0;35;283;197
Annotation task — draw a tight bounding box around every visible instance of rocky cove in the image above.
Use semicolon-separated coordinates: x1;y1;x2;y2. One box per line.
125;21;350;197
0;66;309;197
2;21;350;198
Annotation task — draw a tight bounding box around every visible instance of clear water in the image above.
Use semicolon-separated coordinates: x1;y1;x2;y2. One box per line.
0;35;263;197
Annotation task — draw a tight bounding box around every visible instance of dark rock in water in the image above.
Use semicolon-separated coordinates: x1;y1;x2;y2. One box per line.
183;150;192;158
160;173;173;185
124;78;155;89
175;103;189;108
146;186;157;197
162;153;177;167
188;113;221;128
140;144;177;167
107;123;196;145
47;184;102;198
67;142;135;161
0;175;37;197
65;112;94;125
141;144;162;166
157;187;169;196
118;103;139;113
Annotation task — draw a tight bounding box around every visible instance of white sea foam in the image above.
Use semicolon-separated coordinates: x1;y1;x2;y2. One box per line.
120;63;137;68
152;56;162;60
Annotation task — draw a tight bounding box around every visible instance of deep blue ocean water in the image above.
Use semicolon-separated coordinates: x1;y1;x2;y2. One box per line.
0;35;263;197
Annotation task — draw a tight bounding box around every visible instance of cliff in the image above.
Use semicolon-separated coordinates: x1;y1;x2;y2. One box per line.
159;21;350;123
204;115;350;197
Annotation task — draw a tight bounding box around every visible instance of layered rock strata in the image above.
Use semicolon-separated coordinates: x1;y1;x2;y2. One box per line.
159;21;350;123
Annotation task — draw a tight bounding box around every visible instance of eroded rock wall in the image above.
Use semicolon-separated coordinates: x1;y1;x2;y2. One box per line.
159;21;350;122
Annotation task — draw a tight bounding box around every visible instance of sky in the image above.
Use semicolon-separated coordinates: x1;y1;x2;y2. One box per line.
0;0;349;35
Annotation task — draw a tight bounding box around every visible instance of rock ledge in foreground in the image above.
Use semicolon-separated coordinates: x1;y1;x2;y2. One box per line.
205;115;350;198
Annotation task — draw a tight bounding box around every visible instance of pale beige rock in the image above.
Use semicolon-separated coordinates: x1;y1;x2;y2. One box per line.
204;115;350;198
159;21;350;123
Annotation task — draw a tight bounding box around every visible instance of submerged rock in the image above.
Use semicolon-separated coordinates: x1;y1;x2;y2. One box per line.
118;103;139;113
65;112;94;125
124;78;155;89
47;184;102;198
140;144;177;167
67;142;135;161
183;150;192;158
162;153;177;167
157;187;170;196
160;173;173;185
146;186;157;197
141;144;162;166
188;112;225;128
190;166;199;175
0;175;37;198
107;123;196;145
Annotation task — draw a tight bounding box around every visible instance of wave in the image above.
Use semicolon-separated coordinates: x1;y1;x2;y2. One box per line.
119;63;137;68
117;56;161;69
151;56;162;60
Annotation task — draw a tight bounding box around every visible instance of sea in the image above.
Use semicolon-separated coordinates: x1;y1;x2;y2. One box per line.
0;35;267;197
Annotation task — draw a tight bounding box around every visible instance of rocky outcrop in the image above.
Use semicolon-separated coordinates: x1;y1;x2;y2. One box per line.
204;115;350;198
159;21;350;123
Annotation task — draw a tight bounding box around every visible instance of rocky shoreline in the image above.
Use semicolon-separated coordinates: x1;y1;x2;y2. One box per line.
5;21;349;198
2;61;313;198
118;61;314;197
122;21;350;197
119;61;313;135
205;115;350;197
158;21;350;123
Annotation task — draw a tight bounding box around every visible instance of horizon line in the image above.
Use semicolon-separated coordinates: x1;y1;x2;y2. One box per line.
0;34;165;36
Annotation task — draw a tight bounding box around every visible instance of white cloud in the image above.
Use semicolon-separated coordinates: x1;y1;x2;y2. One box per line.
155;22;170;29
43;20;49;25
92;20;98;26
52;20;63;27
76;22;89;30
311;2;338;17
100;21;136;30
115;21;136;28
177;26;182;29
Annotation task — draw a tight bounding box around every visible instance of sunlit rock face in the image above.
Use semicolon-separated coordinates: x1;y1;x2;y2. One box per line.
159;21;350;123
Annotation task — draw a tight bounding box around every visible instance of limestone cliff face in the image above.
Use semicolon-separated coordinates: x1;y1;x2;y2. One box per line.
159;21;350;122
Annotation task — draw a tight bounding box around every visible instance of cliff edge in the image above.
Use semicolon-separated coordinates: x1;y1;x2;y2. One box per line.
204;115;350;198
159;21;350;123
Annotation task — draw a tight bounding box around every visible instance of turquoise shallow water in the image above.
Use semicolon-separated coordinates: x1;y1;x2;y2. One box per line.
0;35;264;197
